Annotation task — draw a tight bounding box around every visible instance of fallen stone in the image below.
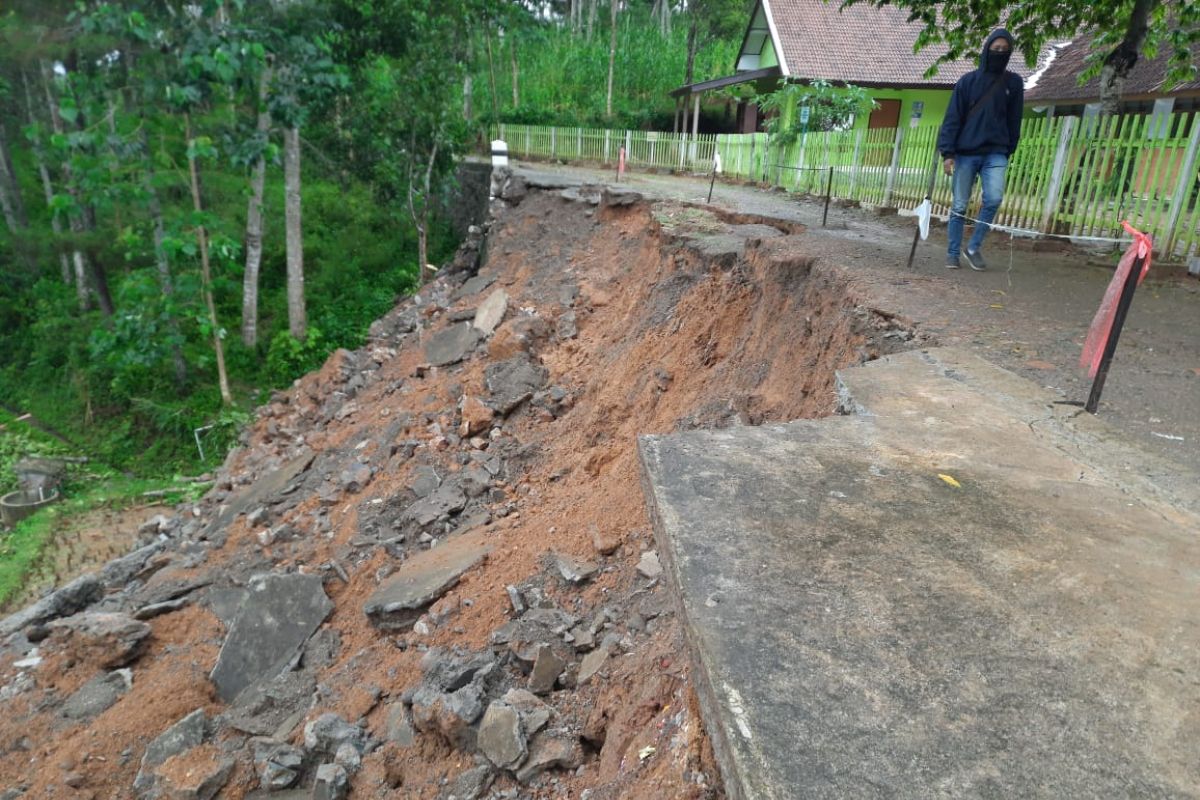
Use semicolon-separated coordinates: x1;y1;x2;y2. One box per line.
556;310;578;340
311;763;349;800
577;645;610;685
334;742;362;773
156;751;233;800
528;646;567;695
636;551;663;579
223;669;316;737
514;732;583;784
425;323;480;367
48;612;151;669
457;468;492;501
588;525;619;556
133;709;207;796
568;626;595;652
209;573;333;703
0;573;103;637
410;683;484;750
450;765;496;800
133;597;190;621
385;703;416;747
364;531;491;631
408;465;442;498
478;702;527;769
60;669;132;720
100;542;164;588
552;553;597;586
473;290;509;336
485;355;549;415
402;481;467;528
505;586;525;615
258;743;304;791
501;689;552;736
459;396;495;437
304;714;365;755
453;273;496;300
340;462;373;494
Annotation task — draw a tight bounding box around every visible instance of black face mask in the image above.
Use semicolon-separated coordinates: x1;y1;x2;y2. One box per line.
986;48;1012;73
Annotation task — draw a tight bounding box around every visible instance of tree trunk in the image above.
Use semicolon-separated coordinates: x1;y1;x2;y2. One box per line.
185;112;233;407
510;36;520;108
408;138;440;285
145;160;189;388
41;61;91;312
1097;0;1158;115
685;16;699;86
66;74;114;316
284;125;307;341
463;73;474;121
0;124;28;233
606;0;619;118
242;65;272;348
21;71;70;284
484;32;500;120
587;0;597;40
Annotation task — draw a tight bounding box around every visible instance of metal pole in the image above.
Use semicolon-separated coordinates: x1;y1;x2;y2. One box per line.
708;169;717;204
906;149;942;270
822;166;834;227
1084;251;1148;414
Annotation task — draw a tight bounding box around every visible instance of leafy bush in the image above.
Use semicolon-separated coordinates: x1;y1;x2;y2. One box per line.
266;326;330;383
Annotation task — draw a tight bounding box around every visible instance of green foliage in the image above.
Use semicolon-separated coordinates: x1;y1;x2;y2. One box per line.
476;7;744;129
266;326;329;383
758;80;877;144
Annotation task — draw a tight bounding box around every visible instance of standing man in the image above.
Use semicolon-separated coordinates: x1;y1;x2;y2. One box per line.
938;29;1024;271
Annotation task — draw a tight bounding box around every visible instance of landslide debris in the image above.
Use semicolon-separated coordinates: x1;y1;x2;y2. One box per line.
0;172;921;799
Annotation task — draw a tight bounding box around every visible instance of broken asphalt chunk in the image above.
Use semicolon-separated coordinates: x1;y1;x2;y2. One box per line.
364;531;491;631
209;573;333;703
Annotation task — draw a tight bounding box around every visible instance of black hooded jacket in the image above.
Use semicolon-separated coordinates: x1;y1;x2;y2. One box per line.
937;29;1025;159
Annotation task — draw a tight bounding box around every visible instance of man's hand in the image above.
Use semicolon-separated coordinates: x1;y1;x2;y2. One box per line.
943;157;955;176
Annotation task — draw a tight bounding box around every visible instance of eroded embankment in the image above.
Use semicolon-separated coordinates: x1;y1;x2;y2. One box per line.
0;184;922;800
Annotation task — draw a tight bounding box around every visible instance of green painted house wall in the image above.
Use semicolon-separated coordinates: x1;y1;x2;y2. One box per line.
852;87;952;130
775;85;952;131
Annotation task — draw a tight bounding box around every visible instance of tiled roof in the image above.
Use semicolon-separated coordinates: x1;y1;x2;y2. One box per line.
764;0;1034;87
1026;34;1200;102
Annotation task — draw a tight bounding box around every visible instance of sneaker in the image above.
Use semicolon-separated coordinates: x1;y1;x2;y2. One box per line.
964;249;988;271
946;257;961;269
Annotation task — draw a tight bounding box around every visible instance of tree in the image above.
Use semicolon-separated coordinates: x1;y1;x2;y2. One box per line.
840;0;1200;114
683;0;750;86
241;63;273;348
606;0;619;117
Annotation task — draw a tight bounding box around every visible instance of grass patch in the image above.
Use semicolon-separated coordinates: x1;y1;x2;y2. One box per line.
0;475;204;609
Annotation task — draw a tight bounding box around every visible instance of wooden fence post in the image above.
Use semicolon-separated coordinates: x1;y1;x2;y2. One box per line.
625;130;632;166
848;128;865;201
551;127;557;159
883;127;905;207
604;129;611;164
577;128;583;159
525;127;531;157
1041;117;1078;233
1162;114;1200;256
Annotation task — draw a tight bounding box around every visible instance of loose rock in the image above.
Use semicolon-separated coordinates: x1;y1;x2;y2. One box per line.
425;323;480;367
311;763;350;800
209;573;333;703
473;290;509;337
364;531;491;631
47;612;151;669
636;551;663;579
528;646;567;695
477;702;527;769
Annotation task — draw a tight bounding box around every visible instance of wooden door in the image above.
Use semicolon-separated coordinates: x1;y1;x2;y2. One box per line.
868;99;902;130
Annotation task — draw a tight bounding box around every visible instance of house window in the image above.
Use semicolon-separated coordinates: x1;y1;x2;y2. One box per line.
1146;97;1175;139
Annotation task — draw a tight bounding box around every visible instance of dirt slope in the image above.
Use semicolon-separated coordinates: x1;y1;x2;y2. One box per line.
0;183;919;799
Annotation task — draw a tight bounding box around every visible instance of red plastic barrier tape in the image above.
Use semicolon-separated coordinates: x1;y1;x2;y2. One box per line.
1080;222;1152;379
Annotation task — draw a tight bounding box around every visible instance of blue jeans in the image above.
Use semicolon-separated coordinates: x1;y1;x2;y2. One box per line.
947;153;1008;260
